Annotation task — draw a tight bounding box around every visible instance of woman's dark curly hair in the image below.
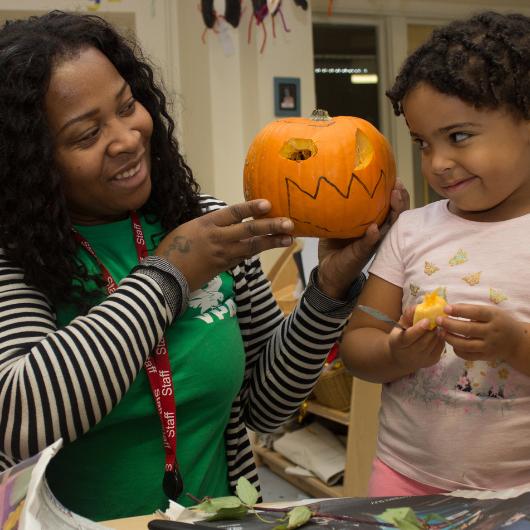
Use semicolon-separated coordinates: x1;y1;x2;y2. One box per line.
0;10;202;307
387;11;530;120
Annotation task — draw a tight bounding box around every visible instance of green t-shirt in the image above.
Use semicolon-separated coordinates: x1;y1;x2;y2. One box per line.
46;214;246;521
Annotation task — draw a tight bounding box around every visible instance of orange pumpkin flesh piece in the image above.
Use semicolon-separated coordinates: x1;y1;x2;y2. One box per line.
243;109;396;238
413;290;447;330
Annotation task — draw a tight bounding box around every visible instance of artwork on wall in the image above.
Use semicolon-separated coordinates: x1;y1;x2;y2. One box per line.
85;0;123;11
274;77;301;117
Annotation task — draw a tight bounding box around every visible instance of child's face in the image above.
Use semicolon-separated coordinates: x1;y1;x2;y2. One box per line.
402;83;530;221
45;46;154;225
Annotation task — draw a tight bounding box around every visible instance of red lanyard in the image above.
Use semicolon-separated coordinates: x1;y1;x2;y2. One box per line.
73;211;183;500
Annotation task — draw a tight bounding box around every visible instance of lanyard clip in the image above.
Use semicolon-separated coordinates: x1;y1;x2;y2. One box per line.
163;465;184;500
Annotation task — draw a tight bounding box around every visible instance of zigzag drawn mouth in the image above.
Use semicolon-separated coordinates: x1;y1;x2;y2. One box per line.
286;170;387;231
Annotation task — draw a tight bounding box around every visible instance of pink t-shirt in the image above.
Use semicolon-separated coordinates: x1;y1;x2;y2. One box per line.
369;199;530;491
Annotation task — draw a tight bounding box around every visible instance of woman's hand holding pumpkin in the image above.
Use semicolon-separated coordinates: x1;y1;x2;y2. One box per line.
316;179;410;300
155;199;294;292
317;224;381;299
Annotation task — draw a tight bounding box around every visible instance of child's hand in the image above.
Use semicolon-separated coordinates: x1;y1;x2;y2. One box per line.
387;306;446;371
436;304;530;368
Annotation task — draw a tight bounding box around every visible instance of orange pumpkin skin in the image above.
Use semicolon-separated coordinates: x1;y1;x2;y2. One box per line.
243;111;396;238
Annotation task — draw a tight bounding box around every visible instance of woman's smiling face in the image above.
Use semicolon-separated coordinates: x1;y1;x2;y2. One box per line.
45;46;153;225
402;82;530;221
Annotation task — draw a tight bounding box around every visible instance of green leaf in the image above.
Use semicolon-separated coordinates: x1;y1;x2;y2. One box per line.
272;525;289;530
377;507;425;530
193;496;242;513
287;506;313;529
236;476;260;507
205;505;249;521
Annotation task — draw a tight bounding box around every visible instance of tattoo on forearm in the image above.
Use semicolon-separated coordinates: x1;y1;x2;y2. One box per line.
163;236;192;256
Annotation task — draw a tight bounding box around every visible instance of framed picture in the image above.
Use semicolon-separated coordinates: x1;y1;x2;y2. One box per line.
274;77;301;117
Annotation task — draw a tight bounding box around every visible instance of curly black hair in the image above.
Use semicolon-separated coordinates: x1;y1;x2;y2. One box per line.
0;10;202;307
386;11;530;120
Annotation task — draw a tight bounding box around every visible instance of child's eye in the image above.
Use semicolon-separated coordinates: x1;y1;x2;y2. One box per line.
412;138;428;150
451;132;471;143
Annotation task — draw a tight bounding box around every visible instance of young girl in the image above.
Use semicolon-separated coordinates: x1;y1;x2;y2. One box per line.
341;11;530;496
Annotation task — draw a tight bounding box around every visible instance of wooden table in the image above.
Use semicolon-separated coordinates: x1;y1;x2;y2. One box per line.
103;514;157;529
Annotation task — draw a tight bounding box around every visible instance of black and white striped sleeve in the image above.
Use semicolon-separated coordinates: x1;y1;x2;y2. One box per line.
199;195;361;434
234;256;359;433
0;251;177;469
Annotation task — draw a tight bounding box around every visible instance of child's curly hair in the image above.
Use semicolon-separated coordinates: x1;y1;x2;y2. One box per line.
387;11;530;120
0;11;202;307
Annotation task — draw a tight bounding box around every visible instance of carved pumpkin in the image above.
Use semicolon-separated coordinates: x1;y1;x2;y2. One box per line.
413;289;447;330
243;109;396;238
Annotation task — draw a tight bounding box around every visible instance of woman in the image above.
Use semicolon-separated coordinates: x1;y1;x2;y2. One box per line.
0;10;408;521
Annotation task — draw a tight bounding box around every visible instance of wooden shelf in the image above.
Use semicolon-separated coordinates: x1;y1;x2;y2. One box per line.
254;378;382;498
263;246;382;499
306;400;349;426
254;445;344;499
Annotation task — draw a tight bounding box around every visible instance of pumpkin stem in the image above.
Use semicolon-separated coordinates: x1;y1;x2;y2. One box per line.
310;109;332;121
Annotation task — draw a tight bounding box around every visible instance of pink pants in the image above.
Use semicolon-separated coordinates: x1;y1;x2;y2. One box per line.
368;458;449;497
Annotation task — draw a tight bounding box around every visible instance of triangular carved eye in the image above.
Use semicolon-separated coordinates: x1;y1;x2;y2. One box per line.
354;129;374;170
280;138;318;161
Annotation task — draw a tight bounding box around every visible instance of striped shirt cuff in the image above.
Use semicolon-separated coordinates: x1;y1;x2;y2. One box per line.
132;256;190;320
303;267;366;319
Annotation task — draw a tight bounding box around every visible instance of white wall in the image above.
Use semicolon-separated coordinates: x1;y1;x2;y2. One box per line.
0;0;181;99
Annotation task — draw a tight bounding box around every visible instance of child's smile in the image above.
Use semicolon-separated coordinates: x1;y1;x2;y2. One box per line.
440;175;479;195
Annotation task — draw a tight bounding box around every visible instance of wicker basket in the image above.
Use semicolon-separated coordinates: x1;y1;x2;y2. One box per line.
313;363;353;411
